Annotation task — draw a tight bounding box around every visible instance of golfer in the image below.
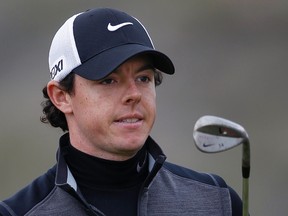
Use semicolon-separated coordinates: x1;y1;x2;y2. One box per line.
0;8;242;215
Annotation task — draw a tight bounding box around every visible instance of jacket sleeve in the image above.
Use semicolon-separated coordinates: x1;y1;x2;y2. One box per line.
0;202;13;216
0;166;56;216
228;186;243;216
210;173;243;216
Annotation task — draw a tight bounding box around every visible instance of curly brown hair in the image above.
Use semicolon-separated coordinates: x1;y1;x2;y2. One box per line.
40;70;163;131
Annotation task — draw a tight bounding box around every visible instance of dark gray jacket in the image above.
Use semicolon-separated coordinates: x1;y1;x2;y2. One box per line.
0;135;242;215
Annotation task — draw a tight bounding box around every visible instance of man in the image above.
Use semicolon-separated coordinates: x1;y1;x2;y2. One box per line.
0;8;242;215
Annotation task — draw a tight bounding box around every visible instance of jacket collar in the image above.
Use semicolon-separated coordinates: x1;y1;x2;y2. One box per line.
55;133;166;192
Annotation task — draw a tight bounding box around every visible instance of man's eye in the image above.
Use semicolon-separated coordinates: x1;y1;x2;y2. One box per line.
100;78;116;85
137;76;151;83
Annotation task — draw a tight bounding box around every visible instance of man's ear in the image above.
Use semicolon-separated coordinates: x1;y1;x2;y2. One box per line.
47;80;73;114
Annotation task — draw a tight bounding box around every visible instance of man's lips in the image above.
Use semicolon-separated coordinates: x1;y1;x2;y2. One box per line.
116;118;141;123
114;114;144;124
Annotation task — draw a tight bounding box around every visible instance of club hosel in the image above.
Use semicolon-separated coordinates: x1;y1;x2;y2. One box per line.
242;166;250;178
242;140;250;178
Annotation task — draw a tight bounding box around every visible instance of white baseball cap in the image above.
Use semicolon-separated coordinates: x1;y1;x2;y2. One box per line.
49;8;175;82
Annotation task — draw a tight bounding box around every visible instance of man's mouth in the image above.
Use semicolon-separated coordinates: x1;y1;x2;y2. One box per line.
119;118;140;123
116;118;141;123
115;112;144;125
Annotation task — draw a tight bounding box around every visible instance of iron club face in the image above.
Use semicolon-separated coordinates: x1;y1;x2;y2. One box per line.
193;115;251;216
193;115;248;153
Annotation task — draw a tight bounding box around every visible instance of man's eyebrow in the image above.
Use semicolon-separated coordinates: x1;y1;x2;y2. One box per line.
112;63;155;75
137;64;156;73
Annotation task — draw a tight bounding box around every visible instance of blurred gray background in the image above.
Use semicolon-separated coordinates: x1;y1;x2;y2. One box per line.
1;0;287;215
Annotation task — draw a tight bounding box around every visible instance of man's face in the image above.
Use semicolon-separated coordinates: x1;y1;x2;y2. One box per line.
67;56;157;161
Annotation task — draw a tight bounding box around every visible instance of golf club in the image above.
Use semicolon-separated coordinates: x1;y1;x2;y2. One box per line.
193;115;250;216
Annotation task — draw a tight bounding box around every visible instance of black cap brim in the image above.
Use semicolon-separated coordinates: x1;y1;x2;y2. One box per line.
73;44;175;80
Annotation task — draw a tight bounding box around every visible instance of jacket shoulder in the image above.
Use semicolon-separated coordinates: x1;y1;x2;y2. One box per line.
0;166;56;216
162;161;243;216
163;161;228;187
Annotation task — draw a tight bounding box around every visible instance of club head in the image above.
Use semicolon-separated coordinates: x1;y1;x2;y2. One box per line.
193;115;248;153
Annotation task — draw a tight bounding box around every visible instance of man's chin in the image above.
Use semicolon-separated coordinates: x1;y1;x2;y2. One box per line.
115;138;146;155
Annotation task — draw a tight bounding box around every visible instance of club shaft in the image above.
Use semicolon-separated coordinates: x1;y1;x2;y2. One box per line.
242;141;250;216
242;177;249;216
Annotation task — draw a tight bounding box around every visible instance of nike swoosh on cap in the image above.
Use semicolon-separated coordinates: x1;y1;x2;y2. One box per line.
107;22;133;31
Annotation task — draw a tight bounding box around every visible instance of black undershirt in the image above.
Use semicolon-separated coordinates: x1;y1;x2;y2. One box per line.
63;142;148;216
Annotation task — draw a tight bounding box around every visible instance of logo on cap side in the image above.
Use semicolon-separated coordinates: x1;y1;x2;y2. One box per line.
50;59;64;80
107;22;133;31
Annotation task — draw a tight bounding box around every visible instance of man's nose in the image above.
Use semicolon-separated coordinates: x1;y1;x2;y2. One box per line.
122;81;141;105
